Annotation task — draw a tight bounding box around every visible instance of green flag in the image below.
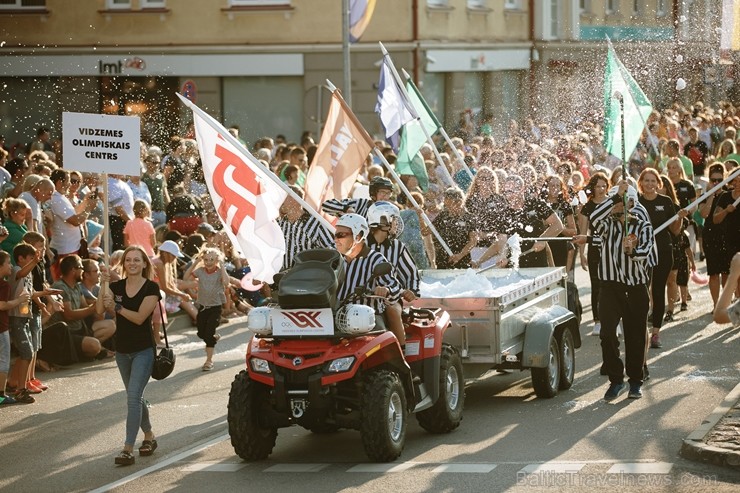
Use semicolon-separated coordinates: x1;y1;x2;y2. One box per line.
396;120;429;190
395;78;441;191
603;43;653;161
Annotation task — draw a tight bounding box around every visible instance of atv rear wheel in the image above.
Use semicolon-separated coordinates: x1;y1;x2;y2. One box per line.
227;370;277;460
360;370;407;462
416;344;464;433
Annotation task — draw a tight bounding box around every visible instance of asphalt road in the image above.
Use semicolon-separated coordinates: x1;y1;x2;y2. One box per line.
2;266;739;493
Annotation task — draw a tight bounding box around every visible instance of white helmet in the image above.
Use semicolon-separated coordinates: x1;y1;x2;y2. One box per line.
336;304;376;334
367;201;404;238
335;213;369;241
608;185;639;208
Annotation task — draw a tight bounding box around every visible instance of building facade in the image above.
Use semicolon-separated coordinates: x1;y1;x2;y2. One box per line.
0;0;735;153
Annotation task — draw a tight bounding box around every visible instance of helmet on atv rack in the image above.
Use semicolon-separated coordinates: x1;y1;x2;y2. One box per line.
367;201;404;239
336;304;376;334
368;176;393;198
335;213;369;242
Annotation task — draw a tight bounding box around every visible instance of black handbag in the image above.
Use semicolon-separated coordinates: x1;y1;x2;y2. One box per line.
151;298;176;380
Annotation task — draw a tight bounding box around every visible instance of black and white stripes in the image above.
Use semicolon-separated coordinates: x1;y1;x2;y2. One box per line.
590;195;655;286
336;249;401;313
322;197;372;218
278;212;334;271
368;237;420;296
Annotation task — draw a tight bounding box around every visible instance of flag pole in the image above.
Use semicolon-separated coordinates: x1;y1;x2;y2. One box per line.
618;92;628;231
342;0;352;107
176;93;336;234
379;42;470;186
373;148;453;256
401;68;474;181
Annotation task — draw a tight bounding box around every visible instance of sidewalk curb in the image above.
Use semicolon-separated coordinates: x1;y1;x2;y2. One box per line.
680;380;740;470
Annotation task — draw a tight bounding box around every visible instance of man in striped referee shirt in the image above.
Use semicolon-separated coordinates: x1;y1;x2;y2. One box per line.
367;202;420;346
574;180;655;401
334;213;402;339
278;186;334;271
321;176;393;219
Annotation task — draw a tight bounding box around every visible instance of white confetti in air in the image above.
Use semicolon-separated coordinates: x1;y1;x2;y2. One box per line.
570;197;580;207
680;15;686;22
674;54;683;63
524;225;534;233
0;41;5;47
675;78;687;91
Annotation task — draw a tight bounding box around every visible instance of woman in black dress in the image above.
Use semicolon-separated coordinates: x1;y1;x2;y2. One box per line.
700;164;730;307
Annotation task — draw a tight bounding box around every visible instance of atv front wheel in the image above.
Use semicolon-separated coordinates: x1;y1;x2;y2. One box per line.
416;344;464;433
360;370;407;462
227;370;277;460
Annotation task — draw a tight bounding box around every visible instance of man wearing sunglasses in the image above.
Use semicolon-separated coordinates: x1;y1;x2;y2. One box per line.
333;214;401;334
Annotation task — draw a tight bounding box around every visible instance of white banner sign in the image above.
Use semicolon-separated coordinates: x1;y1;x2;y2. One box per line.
62;112;141;175
272;308;335;337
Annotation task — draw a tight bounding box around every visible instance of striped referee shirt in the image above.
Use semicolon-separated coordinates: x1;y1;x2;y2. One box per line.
337;246;401;313
278;212;334;271
322;197;372;218
368;236;420;296
590;195;655;286
590;198;658;267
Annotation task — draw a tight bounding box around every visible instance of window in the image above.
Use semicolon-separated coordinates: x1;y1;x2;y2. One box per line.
106;0;130;9
0;0;45;8
632;0;639;14
427;0;449;7
579;0;588;13
606;0;618;14
657;0;666;16
504;0;519;9
142;0;166;8
229;0;291;5
549;0;558;38
468;0;486;8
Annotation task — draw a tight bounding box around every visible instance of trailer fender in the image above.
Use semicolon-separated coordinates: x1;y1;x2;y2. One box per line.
522;305;577;368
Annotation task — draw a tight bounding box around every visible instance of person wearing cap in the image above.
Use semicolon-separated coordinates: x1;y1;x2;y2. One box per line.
321;175;394;219
151;240;197;336
573;180;655;401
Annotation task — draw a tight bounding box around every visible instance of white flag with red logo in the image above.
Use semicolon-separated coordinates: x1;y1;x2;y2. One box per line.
304;90;374;214
192;112;286;283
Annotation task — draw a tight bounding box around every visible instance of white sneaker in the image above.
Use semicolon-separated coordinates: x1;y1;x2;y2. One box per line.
592;322;601;336
617;321;623;338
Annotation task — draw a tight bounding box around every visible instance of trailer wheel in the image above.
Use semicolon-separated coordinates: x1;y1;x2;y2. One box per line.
228;370;277;460
558;328;576;390
360;370;407;462
417;344;464;433
531;337;560;398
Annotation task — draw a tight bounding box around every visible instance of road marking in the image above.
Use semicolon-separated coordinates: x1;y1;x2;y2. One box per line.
264;464;331;473
606;462;673;474
89;433;229;493
518;462;587;474
430;463;497;473
182;462;246;472
348;462;419;473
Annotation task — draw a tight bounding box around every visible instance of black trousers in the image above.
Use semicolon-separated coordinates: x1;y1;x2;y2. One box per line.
197;305;222;348
587;246;601;322
599;281;649;386
650;246;673;328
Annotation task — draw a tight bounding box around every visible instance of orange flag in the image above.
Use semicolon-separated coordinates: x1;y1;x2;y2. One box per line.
304;90;374;214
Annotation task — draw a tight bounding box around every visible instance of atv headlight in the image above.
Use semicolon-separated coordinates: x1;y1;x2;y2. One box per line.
247;306;272;336
327;356;355;373
250;358;272;374
336;304;376;334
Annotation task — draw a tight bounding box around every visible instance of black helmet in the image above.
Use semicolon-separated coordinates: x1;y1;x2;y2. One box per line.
369;176;393;198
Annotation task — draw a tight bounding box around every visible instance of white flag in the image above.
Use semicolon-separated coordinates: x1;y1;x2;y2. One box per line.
192;112;286;283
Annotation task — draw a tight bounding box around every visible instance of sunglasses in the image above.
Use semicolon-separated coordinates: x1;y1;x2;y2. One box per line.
334;232;353;239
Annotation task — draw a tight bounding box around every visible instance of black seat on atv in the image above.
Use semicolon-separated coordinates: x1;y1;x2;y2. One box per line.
278;249;346;309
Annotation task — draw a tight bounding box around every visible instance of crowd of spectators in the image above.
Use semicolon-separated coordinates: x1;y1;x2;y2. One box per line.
0;98;738;406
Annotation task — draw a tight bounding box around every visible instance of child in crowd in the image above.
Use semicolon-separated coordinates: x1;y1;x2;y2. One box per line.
123;199;156;257
184;247;229;371
7;243;46;402
0;251;31;405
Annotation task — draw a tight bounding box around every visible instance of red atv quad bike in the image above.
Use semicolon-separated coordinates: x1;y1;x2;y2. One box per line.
227;249;464;462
